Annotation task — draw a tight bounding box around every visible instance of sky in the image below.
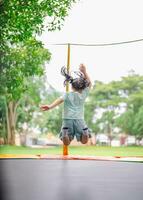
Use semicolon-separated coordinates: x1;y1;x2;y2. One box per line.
39;0;143;91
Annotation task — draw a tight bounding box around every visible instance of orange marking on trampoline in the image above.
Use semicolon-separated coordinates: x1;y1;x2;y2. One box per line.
0;154;143;162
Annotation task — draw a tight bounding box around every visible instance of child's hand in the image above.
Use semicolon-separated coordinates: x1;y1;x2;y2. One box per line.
79;64;86;74
40;105;50;111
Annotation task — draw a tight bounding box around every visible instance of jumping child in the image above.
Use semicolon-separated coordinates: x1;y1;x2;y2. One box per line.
40;64;92;145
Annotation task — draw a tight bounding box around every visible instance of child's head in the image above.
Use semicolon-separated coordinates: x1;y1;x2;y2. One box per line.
61;67;89;91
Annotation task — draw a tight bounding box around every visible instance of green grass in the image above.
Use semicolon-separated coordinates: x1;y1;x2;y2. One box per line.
0;145;143;156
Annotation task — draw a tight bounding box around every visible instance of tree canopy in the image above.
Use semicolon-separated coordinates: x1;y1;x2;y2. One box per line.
85;72;143;138
0;0;76;47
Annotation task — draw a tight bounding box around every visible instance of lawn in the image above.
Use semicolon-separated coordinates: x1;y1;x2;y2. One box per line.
0;145;143;157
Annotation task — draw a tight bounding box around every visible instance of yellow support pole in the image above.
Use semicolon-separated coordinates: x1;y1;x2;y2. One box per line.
66;43;70;92
63;43;70;156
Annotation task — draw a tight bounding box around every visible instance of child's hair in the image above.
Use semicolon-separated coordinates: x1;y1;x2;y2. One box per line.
61;67;89;91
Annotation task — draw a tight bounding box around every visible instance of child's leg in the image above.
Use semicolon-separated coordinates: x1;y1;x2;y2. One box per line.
81;127;89;144
59;120;74;145
74;120;90;144
62;127;70;145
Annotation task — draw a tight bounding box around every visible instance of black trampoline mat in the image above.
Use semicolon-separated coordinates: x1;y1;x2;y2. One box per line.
1;160;143;200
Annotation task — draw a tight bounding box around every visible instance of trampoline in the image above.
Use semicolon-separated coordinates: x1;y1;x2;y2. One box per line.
1;158;143;200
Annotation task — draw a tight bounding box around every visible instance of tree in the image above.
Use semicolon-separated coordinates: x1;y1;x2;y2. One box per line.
0;0;78;144
0;96;7;140
0;0;77;47
133;106;143;138
17;77;62;136
128;92;143;113
115;73;143;136
0;39;51;144
115;109;135;135
0;0;77;90
85;80;122;134
85;73;143;139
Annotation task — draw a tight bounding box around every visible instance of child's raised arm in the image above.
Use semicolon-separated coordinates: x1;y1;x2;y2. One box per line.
40;98;64;111
79;64;92;88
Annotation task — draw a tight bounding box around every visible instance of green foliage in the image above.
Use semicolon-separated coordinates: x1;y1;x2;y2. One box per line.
43;107;62;135
0;0;78;141
120;73;143;95
0;38;51;143
128;91;143;112
39;88;63;135
0;0;77;46
0;38;51;101
133;106;143;138
85;73;143;137
17;76;62;135
85;80;122;134
115;109;135;135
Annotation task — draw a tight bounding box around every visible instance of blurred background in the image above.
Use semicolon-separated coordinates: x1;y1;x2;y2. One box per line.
1;0;143;156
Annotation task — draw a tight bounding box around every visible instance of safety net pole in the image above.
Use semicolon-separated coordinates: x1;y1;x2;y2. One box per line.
63;43;70;156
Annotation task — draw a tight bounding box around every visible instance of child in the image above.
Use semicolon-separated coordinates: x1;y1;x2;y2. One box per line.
40;64;92;145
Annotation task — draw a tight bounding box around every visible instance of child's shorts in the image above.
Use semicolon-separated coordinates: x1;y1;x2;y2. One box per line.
59;119;88;142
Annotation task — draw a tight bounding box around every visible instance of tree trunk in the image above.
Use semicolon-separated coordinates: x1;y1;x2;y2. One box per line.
107;124;112;146
5;101;10;144
6;101;19;145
